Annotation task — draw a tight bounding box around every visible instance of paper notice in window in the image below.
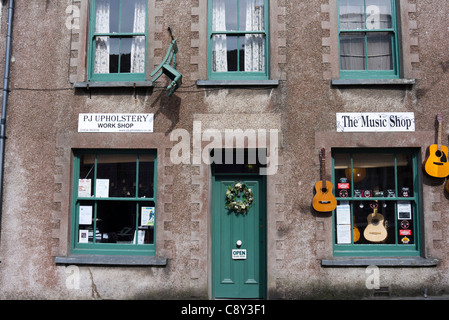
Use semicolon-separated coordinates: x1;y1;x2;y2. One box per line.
79;206;93;225
336;202;351;225
78;179;91;197
337;224;351;244
141;207;155;226
95;179;109;198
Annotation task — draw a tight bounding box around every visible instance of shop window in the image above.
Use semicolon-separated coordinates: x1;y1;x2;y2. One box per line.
338;0;400;79
71;150;157;256
88;0;147;82
208;0;269;80
332;148;421;256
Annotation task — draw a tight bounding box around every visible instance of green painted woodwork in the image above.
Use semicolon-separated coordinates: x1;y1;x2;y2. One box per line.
337;0;400;79
71;149;157;256
87;0;148;82
212;175;266;299
207;0;270;80
331;148;421;257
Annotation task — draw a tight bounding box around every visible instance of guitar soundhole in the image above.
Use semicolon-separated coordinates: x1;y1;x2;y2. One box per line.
371;219;379;226
435;150;443;157
321;188;328;193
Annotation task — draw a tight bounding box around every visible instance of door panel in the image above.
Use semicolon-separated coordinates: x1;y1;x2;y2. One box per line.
212;176;266;299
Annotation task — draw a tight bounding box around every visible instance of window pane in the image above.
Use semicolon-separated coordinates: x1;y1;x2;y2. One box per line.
339;0;364;30
366;0;392;29
367;32;393;70
353;200;395;244
352;153;395;196
243;34;265;72
78;201;95;244
95;0;120;33
96;154;137;198
334;153;351;198
78;154;95;197
138;154;155;198
239;0;265;31
340;33;365;70
121;0;146;33
109;37;120;74
212;0;237;31
397;153;414;197
96;201;136;243
120;38;132;73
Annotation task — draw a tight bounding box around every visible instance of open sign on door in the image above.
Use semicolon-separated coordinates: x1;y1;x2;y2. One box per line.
232;249;247;260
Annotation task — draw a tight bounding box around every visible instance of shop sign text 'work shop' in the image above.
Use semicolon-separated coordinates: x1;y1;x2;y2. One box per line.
78;113;154;133
336;112;415;132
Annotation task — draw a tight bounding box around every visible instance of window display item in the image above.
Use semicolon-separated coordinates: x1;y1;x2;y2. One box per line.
313;148;337;212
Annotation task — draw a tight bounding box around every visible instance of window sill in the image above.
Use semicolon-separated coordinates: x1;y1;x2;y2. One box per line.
74;81;153;89
331;79;415;86
196;79;279;87
55;254;167;266
321;256;440;267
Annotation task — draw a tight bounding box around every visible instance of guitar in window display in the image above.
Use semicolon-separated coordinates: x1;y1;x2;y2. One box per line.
363;203;388;243
312;148;337;212
423;113;449;178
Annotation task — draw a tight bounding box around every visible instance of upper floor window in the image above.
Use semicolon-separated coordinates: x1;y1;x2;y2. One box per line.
88;0;147;82
338;0;399;79
208;0;269;80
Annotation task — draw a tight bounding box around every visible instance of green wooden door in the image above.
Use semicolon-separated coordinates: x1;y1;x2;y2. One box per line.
212;175;266;299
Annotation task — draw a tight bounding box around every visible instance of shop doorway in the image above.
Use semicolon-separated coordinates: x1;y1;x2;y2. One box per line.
211;149;267;299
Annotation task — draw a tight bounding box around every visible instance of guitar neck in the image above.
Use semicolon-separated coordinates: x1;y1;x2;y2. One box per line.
320;153;326;187
438;120;442;150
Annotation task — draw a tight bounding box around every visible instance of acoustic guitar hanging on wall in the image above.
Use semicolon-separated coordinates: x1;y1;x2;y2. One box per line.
312;148;337;212
423;113;449;178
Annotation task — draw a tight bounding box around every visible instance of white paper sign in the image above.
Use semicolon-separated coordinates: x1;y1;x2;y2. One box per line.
232;249;247;260
95;179;109;198
337;224;352;244
78;179;91;197
78;113;154;133
397;201;412;220
79;206;93;225
336;203;351;225
337;112;415;132
79;230;89;243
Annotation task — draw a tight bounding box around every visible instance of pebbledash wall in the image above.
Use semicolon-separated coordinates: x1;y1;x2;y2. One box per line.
0;0;448;299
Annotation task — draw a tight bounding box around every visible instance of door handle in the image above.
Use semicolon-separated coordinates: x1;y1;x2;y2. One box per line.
236;240;242;247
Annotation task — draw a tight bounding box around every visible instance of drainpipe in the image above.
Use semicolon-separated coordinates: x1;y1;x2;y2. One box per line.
0;0;14;243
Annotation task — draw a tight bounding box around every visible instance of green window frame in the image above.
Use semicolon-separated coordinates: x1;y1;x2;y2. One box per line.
207;0;270;80
71;149;157;256
88;0;148;82
337;0;400;79
332;148;421;257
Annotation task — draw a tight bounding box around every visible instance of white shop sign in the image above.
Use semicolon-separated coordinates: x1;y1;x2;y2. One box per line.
78;113;154;133
232;249;247;260
336;112;415;132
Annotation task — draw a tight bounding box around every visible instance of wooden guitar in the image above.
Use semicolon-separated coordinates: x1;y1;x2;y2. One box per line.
364;208;388;243
424;113;449;178
312;148;337;212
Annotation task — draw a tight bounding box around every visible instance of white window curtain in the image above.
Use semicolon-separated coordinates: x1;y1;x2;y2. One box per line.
244;0;265;72
212;0;228;72
131;0;146;73
94;0;110;74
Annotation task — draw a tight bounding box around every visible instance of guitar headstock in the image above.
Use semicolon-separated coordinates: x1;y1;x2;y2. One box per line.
320;148;326;160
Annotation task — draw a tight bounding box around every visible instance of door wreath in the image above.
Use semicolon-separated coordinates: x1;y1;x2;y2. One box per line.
225;181;254;213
